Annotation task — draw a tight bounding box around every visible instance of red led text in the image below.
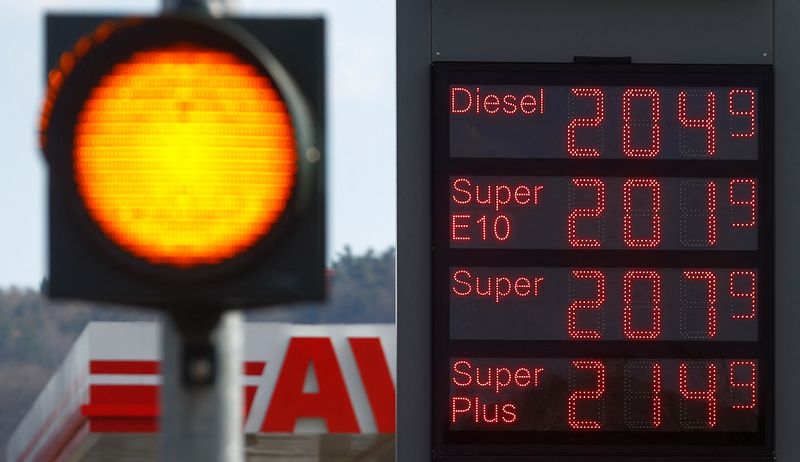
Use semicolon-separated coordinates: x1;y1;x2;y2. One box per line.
451;360;544;393
451;269;544;303
451;87;546;116
450;396;518;425
452;178;544;211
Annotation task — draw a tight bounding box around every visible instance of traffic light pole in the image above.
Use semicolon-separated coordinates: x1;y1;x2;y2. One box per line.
153;2;245;461
159;310;244;462
163;0;229;16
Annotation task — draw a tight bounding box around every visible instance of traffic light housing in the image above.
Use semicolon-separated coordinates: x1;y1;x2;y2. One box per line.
42;14;325;310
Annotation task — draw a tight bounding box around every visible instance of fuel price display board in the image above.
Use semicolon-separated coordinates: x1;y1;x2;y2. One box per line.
432;63;773;460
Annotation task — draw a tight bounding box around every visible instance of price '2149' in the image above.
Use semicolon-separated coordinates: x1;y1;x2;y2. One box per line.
566;359;758;430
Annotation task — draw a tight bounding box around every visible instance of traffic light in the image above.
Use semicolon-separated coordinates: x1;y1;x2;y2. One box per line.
41;14;325;310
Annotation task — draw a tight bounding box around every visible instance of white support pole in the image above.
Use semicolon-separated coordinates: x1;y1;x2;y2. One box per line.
156;0;241;456
162;0;230;17
159;311;244;462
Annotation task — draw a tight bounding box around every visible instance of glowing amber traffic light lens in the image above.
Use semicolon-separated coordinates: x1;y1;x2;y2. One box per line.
73;44;297;268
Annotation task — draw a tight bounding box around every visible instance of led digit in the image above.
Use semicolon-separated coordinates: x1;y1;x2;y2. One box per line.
729;89;757;138
624;361;662;429
623;179;662;248
494;215;511;241
678;91;717;156
567;88;605;157
707;181;718;245
729;360;758;410
477;215;488;241
568;270;605;339
623;270;662;340
568;178;606;247
679;180;717;247
679;362;718;429
622;88;661;157
682;271;717;338
729;179;757;228
651;362;663;428
477;215;512;241
730;270;757;320
568;360;606;430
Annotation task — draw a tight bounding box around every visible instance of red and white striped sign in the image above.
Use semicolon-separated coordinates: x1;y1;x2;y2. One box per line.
8;322;396;462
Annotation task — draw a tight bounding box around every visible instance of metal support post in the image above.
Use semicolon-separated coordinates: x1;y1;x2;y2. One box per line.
159;310;244;462
162;0;230;17
156;0;240;455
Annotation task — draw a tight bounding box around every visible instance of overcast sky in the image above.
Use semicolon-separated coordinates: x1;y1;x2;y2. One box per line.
0;0;396;287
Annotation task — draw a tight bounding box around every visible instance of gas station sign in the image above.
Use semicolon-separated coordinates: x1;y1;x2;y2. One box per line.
432;63;773;457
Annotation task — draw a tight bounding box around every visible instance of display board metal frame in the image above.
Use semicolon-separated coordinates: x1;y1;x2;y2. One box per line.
431;62;774;461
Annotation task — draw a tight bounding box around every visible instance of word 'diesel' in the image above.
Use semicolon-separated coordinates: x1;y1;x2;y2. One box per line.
451;87;546;116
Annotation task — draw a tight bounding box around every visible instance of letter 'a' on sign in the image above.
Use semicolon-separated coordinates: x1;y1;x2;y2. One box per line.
41;15;325;309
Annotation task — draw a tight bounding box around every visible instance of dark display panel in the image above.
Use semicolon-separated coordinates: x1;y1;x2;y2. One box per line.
432;63;773;459
450;176;759;250
449;358;759;432
449;85;759;160
450;267;758;341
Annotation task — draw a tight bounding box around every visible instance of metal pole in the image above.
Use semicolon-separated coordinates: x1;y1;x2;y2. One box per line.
159;310;244;462
155;0;241;458
775;1;800;459
162;0;231;17
397;0;433;459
